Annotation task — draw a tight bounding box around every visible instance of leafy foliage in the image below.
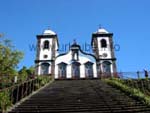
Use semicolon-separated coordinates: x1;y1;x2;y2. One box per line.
104;78;150;106
0;38;23;89
0;90;12;112
18;66;35;82
0;39;23;77
37;76;53;86
18;66;28;82
0;76;53;112
26;66;35;76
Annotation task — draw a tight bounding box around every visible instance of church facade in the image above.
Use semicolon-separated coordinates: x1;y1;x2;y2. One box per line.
35;27;117;79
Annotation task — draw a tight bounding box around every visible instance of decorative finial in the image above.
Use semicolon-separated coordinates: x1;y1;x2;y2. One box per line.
99;24;102;29
47;26;50;30
73;39;77;45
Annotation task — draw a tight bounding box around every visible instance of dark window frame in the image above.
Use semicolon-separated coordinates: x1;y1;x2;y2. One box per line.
43;40;49;49
101;39;107;48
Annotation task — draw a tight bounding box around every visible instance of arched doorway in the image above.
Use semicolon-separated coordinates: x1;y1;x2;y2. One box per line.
58;62;67;79
102;61;111;77
84;61;94;78
72;62;80;79
41;63;50;75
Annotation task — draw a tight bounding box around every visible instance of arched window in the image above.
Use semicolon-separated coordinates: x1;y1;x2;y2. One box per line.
58;62;67;78
72;62;80;79
41;63;50;75
101;39;107;48
84;61;94;78
43;40;49;49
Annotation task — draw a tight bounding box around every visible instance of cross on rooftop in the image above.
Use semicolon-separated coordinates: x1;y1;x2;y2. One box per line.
99;24;102;29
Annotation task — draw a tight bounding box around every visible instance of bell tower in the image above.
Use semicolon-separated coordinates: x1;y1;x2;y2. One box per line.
35;29;59;76
91;27;117;76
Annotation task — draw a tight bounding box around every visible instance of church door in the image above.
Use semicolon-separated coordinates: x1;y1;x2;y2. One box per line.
85;62;94;78
58;62;67;79
102;61;111;77
41;63;50;75
72;62;80;79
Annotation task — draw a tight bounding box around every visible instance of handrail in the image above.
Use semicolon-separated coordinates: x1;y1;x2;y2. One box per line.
0;77;35;91
0;76;52;113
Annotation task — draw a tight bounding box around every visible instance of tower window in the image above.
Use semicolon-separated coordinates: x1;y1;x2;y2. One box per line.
43;40;49;49
101;39;107;48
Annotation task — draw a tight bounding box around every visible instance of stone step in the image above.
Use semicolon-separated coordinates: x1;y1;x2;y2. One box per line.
9;80;150;113
13;106;149;112
11;107;148;112
19;102;144;108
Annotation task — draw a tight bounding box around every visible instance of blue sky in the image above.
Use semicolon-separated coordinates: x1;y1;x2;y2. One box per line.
0;0;150;72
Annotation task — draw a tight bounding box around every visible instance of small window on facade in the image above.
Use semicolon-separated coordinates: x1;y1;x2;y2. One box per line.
101;39;107;48
44;55;48;58
43;40;49;49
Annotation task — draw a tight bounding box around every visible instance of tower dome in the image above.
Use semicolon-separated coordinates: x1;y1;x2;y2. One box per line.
43;29;56;35
97;28;109;34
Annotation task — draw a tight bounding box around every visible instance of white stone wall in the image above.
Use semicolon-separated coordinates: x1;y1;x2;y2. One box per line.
97;37;112;59
39;38;53;60
96;36;115;74
35;28;116;77
55;50;97;79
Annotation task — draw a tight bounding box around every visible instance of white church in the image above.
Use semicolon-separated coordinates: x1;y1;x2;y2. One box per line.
35;27;117;79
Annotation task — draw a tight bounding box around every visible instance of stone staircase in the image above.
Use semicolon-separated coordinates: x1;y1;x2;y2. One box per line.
9;80;150;113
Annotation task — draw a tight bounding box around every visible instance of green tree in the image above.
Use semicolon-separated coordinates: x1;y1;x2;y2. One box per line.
19;66;35;80
18;66;28;82
0;38;23;77
26;66;35;76
18;66;35;81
